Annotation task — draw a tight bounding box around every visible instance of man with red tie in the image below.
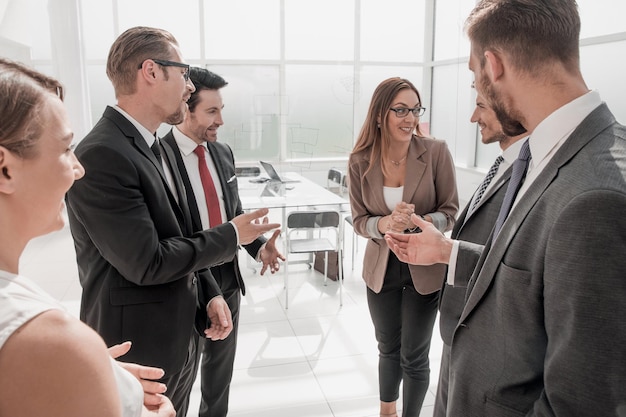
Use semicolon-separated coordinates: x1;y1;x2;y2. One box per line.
162;67;284;417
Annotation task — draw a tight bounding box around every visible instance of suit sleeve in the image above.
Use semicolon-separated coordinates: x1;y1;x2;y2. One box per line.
348;153;380;239
533;190;626;416
67;144;238;286
454;241;485;288
428;140;459;232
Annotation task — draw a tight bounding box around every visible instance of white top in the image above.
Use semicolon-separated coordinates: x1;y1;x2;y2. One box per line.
383;185;404;212
0;270;143;417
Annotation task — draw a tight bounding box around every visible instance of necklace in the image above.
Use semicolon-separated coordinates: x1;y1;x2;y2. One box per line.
389;155;407;166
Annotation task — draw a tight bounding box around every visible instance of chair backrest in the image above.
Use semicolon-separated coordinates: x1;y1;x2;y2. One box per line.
287;210;340;229
327;168;343;194
341;174;349;196
235;166;261;177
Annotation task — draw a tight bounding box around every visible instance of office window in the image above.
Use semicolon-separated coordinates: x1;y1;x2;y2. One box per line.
578;0;626;38
430;64;475;167
81;0;115;60
284;0;354;61
117;0;202;59
284;64;355;160
209;64;281;160
203;0;281;60
433;0;473;62
360;0;426;62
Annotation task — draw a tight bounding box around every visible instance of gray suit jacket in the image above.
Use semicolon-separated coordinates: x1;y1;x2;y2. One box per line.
448;103;626;416
438;166;511;345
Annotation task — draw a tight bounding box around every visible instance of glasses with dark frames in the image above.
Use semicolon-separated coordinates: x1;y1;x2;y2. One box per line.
389;106;426;118
138;59;190;81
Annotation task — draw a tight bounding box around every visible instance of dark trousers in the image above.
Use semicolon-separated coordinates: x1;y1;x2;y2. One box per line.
433;343;451;417
161;334;202;417
367;253;439;417
199;284;241;417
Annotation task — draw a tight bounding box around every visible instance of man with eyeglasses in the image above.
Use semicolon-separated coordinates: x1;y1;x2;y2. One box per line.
66;26;279;416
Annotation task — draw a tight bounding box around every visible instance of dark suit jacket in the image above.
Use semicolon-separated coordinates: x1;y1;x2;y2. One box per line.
66;106;238;375
448;103;626;416
162;131;265;298
349;135;459;294
438;166;511;345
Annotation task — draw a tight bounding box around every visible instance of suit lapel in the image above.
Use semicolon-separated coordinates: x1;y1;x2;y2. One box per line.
161;132;203;233
403;137;427;204
460;103;616;322
160;138;194;235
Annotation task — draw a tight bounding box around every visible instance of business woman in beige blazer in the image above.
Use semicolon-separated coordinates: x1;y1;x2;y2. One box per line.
348;77;458;417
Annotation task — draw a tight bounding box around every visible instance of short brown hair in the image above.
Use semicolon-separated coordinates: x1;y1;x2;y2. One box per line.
0;58;64;158
465;0;581;75
106;26;179;97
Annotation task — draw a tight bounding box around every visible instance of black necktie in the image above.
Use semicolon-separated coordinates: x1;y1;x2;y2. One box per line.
151;139;162;164
493;139;532;237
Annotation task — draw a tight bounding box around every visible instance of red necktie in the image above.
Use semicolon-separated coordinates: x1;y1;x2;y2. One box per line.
193;145;222;227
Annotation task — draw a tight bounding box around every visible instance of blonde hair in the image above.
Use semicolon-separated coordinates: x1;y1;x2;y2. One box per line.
0;58;64;158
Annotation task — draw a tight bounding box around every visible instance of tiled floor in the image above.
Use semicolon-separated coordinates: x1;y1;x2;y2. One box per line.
20;221;442;417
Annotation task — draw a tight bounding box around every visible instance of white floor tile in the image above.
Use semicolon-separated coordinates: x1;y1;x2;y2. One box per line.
19;224;445;417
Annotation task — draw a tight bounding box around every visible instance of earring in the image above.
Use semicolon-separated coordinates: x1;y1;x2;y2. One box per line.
377;123;381;129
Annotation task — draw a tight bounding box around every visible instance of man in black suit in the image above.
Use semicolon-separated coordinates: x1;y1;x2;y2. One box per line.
65;27;278;417
432;94;525;417
162;67;284;417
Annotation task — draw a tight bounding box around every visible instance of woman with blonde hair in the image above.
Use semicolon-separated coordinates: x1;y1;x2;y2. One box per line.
349;77;458;417
0;58;174;417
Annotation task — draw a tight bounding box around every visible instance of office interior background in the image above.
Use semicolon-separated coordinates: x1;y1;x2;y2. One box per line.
4;1;626;416
2;0;625;205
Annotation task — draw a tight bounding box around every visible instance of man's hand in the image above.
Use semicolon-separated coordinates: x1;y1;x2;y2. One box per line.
385;214;453;265
204;296;233;341
259;229;285;275
108;341;168;408
232;208;280;244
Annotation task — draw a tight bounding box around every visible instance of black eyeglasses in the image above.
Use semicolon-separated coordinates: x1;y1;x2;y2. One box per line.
138;59;190;81
389;106;426;118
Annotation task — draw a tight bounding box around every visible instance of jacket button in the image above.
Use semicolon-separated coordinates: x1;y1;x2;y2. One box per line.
192;276;197;285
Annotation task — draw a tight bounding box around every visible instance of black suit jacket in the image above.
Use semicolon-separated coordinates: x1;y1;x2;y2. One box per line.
66;106;237;374
162;130;266;298
438;166;511;345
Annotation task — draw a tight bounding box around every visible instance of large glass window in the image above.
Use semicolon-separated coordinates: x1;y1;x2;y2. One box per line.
203;0;281;60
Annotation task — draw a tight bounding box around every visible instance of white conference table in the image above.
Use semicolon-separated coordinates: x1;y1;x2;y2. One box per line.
238;171;349;307
238;172;349;224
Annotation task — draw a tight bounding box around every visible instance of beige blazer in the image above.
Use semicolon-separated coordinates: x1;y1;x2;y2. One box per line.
348;136;459;294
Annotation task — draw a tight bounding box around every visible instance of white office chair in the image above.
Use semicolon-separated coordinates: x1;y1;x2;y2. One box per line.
283;210;343;309
327;168;343;195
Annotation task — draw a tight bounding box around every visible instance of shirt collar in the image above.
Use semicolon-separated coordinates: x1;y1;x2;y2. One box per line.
113;105;156;147
173;126;206;157
501;136;527;166
528;90;602;167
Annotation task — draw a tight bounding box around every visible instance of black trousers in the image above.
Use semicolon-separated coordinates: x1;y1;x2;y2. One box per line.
367;253;439;417
198;268;241;417
162;333;202;417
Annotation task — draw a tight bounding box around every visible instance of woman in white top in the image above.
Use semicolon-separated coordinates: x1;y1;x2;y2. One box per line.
348;77;458;417
0;58;175;417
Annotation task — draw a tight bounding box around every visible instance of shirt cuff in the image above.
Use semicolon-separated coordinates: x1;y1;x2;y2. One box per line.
446;240;460;285
366;216;384;239
228;220;240;246
206;294;224;308
255;242;267;262
428;212;448;232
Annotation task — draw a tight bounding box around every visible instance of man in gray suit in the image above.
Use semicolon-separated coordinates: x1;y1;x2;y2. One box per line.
386;1;626;416
432;94;526;417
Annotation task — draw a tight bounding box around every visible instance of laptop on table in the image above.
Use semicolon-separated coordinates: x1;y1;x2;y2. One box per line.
259;161;300;183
